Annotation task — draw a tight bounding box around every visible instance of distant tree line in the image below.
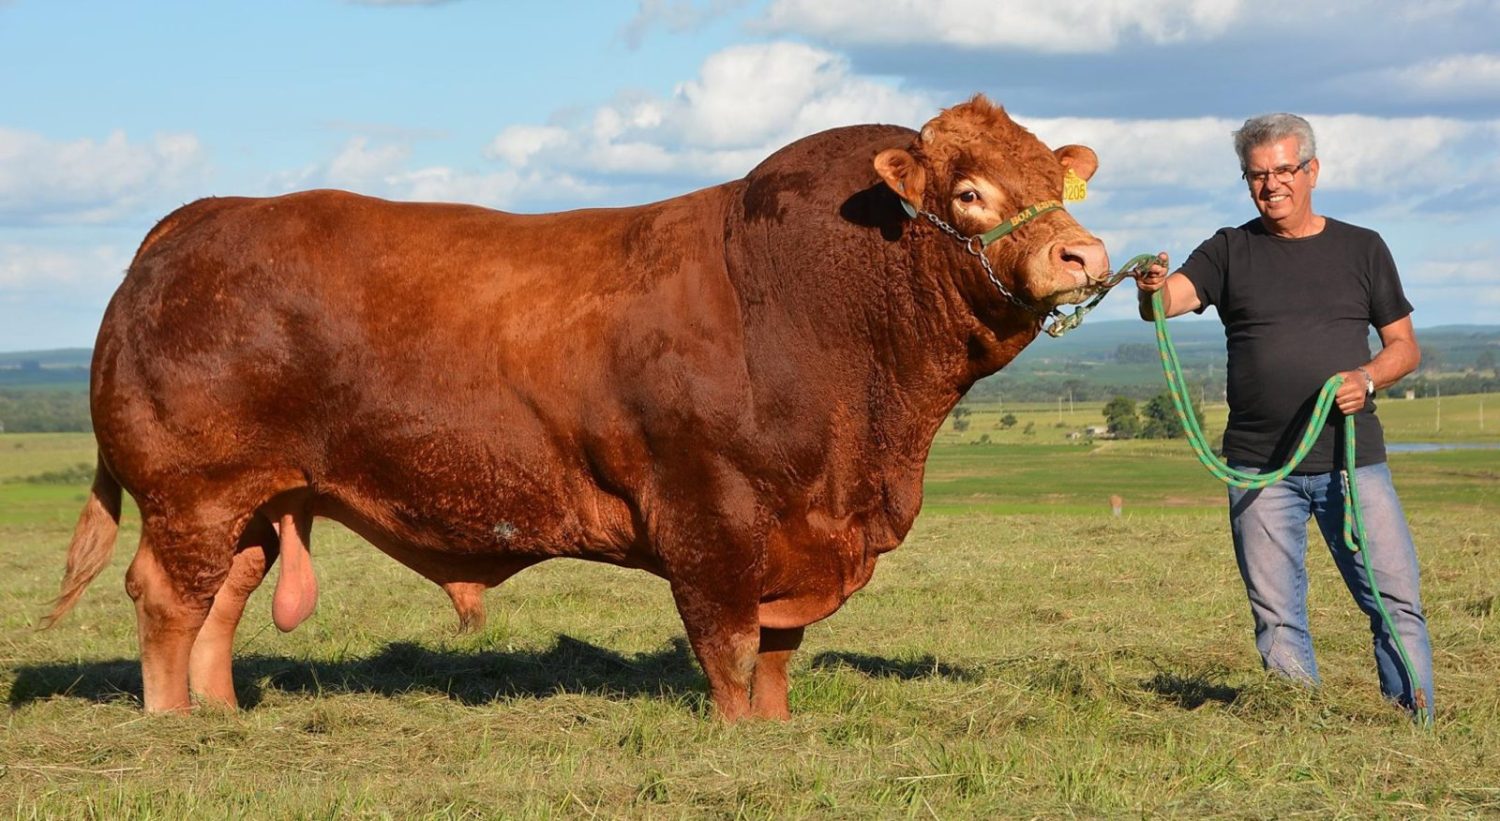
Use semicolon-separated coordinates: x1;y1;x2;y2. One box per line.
0;365;90;387
968;373;1225;405
1397;374;1500;398
0;389;92;433
1102;393;1205;440
1112;343;1159;364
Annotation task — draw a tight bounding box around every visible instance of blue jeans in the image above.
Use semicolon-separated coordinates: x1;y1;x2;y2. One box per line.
1227;461;1434;714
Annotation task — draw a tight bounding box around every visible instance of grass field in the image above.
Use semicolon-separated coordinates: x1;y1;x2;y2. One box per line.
1;408;1497;817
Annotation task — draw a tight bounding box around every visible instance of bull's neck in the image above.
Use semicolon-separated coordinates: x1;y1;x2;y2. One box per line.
728;215;1045;545
899;228;1043;389
852;232;1042;453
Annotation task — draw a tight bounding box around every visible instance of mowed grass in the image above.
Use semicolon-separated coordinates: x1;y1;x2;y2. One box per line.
1;427;1498;817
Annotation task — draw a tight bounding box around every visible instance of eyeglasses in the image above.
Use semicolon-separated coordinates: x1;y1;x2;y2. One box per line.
1242;161;1310;186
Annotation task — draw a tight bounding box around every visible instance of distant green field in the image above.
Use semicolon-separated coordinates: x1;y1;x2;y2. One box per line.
938;392;1499;447
2;423;1497;816
0;432;97;481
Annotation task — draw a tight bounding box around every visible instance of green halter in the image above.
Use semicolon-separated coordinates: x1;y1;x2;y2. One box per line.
975;200;1063;247
899;198;1063;248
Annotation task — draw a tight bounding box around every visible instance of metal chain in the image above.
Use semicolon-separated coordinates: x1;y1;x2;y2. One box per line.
915;209;1152;337
917;209;1055;321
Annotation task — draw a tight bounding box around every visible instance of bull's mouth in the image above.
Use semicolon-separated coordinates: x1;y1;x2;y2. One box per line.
1027;266;1126;308
1030;254;1160;337
1074;268;1135;299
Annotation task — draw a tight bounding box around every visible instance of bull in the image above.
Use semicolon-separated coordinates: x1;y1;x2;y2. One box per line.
47;95;1110;720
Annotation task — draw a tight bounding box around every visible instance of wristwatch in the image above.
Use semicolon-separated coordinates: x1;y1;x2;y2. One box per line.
1356;367;1375;396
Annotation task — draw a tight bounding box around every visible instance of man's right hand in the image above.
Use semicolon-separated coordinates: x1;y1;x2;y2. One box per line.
1135;251;1203;320
1135;252;1171;294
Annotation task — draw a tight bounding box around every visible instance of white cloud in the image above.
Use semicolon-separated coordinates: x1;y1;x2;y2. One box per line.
1337;53;1500;102
1407;259;1500;289
0;128;206;226
488;42;935;187
1023;116;1234;189
1020;113;1500;202
1405;257;1500;321
761;0;1247;52
274;136;609;209
1312;115;1485;192
0;242;129;292
487;125;573;167
325;137;410;188
389;166;608;208
621;0;752;48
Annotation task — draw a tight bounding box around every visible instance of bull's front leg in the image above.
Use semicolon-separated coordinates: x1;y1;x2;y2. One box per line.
668;573;761;722
751;626;804;719
653;476;768;722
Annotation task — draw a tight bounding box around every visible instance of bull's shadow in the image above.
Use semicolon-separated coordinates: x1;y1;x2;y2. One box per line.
808;651;981;682
8;635;705;710
9;644;1233;711
10;637;985;710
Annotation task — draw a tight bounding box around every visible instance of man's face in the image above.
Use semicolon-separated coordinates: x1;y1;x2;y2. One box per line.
1244;136;1319;229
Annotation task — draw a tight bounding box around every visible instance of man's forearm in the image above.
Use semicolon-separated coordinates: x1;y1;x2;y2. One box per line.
1366;338;1420;390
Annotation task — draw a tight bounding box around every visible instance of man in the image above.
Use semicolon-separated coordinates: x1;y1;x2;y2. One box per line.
1136;113;1434;716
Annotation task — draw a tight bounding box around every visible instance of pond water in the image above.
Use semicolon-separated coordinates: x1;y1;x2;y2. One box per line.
1387;442;1500;453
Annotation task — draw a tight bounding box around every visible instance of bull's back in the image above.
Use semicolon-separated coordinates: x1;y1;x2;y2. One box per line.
93;188;745;552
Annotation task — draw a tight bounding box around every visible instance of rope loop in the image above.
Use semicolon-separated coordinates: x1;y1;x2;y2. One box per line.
1150;289;1432;726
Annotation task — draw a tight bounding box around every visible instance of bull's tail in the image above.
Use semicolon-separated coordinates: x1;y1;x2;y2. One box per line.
41;456;123;628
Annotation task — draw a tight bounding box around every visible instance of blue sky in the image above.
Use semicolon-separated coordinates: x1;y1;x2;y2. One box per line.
3;0;1498;352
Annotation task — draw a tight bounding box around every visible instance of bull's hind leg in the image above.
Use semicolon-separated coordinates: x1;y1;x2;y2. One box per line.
126;511;241;712
188;515;279;708
751;626;804;720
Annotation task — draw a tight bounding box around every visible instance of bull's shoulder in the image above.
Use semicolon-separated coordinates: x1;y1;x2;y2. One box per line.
744;124;914;186
731;124;914;230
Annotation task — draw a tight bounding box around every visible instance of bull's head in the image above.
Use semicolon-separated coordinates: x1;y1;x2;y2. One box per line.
873;95;1110;313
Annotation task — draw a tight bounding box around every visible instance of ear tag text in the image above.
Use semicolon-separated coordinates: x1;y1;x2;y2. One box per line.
1063;168;1087;203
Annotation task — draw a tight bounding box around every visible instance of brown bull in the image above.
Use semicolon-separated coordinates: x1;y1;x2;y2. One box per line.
47;95;1109;720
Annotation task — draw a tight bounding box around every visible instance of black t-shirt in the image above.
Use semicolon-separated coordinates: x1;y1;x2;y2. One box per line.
1180;217;1413;472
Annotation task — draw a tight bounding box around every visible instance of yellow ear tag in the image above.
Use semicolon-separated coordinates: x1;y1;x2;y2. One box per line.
1063;168;1087;203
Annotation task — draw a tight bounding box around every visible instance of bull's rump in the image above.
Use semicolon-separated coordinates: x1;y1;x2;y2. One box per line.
92;188;748;558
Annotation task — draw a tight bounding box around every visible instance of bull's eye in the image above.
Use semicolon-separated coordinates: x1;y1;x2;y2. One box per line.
956;190;980;204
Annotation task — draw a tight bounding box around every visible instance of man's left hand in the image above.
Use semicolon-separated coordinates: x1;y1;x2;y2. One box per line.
1335;370;1369;415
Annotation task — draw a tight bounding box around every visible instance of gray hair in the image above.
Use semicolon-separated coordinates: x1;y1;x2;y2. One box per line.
1232;113;1316;172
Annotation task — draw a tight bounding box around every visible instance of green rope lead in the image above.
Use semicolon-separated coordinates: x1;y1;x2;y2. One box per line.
1146;278;1432;725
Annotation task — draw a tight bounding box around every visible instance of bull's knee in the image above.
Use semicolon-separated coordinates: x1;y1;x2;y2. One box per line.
688;627;759;722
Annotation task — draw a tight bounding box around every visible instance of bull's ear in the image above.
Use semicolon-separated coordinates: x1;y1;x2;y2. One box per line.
1055;144;1099;182
874;148;925;217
